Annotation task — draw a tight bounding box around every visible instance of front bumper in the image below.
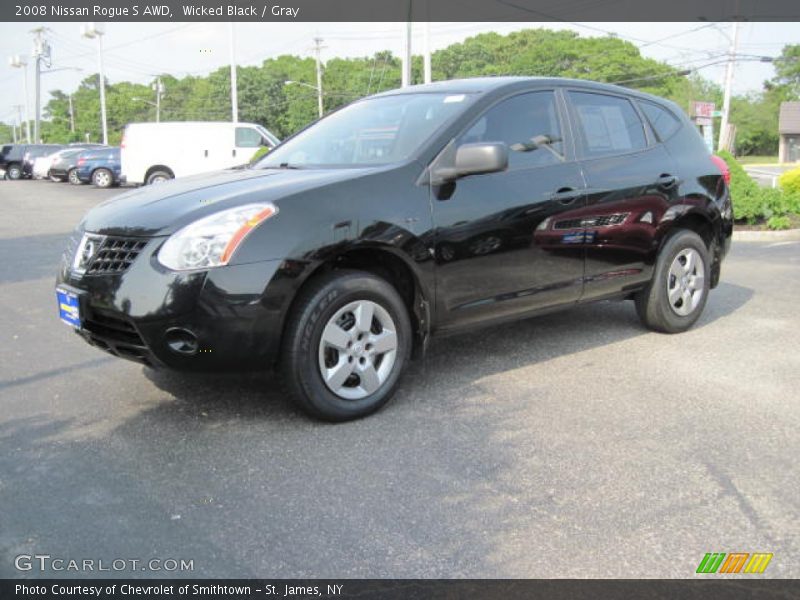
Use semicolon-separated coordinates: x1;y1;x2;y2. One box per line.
57;236;300;371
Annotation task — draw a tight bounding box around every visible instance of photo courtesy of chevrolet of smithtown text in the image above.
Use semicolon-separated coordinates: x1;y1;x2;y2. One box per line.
1;0;800;598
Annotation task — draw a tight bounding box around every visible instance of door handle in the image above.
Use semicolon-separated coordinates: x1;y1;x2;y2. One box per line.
657;174;678;188
232;149;237;158
551;187;582;205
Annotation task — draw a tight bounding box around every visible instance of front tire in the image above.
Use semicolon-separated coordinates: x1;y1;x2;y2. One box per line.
280;270;412;421
635;229;710;333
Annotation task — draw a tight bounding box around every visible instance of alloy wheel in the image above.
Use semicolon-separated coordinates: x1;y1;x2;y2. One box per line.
317;299;398;400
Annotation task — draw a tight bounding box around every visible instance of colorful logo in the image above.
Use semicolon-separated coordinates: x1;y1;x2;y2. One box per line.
696;552;773;574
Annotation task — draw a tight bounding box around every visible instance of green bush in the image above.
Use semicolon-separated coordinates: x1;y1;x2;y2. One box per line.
767;215;791;230
779;167;800;196
718;150;800;225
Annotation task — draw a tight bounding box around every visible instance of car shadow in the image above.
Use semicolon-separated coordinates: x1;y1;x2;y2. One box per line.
142;281;754;421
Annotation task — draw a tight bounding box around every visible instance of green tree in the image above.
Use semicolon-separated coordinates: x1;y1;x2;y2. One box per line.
772;44;800;94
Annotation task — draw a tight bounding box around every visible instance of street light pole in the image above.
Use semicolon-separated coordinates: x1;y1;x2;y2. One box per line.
68;94;75;134
155;77;162;123
423;22;432;84
82;23;108;145
30;27;53;143
312;37;325;119
400;22;412;88
229;23;238;123
8;55;31;143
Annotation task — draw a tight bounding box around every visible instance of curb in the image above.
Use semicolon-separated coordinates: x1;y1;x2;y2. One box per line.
732;228;800;242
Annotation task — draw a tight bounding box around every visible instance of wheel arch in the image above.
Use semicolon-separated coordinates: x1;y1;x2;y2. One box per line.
659;208;722;288
144;164;174;184
280;245;432;362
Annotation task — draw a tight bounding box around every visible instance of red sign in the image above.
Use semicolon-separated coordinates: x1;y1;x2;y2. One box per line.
691;101;715;119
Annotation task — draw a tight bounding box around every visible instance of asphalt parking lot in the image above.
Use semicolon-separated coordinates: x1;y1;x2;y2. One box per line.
0;179;798;579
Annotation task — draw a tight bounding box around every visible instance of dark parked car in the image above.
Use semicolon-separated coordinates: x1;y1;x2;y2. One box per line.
56;77;733;421
49;148;89;184
23;144;64;178
75;147;121;188
1;144;62;179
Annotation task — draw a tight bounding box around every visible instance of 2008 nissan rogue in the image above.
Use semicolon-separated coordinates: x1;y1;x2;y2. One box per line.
56;77;733;421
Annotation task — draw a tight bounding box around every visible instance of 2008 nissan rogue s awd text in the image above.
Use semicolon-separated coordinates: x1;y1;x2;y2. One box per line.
56;77;733;421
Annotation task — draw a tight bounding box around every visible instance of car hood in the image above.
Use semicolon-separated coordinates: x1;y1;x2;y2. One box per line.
80;166;381;236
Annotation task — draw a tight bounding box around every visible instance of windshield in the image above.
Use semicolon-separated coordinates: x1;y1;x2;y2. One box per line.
256;92;474;168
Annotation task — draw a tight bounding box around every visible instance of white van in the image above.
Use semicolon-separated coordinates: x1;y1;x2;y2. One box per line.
120;121;280;185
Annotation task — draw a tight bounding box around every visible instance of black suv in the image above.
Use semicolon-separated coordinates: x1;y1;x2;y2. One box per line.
56;77;733;421
1;144;62;179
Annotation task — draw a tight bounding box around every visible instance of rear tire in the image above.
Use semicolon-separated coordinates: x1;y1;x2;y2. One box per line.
280;270;412;421
92;168;113;188
6;164;22;180
146;169;173;185
68;168;82;185
635;229;710;333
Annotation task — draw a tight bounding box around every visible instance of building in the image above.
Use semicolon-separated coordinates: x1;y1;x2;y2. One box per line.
778;101;800;163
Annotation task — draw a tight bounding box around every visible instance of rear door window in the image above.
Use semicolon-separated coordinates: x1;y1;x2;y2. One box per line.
568;91;647;157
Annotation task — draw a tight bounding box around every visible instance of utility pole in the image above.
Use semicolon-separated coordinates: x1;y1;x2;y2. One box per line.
31;27;51;143
68;94;75;134
312;37;325;118
229;23;238;123
153;76;164;123
13;105;24;143
8;55;31;143
400;22;412;88
81;23;108;145
423;22;432;84
718;21;740;152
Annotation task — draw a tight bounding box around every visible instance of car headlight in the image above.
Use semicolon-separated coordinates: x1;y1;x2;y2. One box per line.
158;203;278;270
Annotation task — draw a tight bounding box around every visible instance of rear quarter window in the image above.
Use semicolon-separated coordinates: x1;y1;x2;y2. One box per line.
638;101;682;141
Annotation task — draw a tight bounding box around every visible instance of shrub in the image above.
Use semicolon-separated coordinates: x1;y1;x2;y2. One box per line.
779;167;800;196
718;150;800;224
767;215;791;230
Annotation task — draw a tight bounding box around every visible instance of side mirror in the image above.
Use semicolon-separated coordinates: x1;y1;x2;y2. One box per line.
433;142;508;184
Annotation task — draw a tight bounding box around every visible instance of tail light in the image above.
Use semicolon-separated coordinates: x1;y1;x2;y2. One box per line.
120;128;127;149
77;157;86;166
710;155;731;185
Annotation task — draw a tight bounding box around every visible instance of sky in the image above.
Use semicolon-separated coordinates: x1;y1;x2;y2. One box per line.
0;21;798;127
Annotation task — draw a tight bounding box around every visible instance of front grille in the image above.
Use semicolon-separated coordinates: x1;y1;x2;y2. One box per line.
554;218;582;230
85;237;148;275
83;311;145;346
